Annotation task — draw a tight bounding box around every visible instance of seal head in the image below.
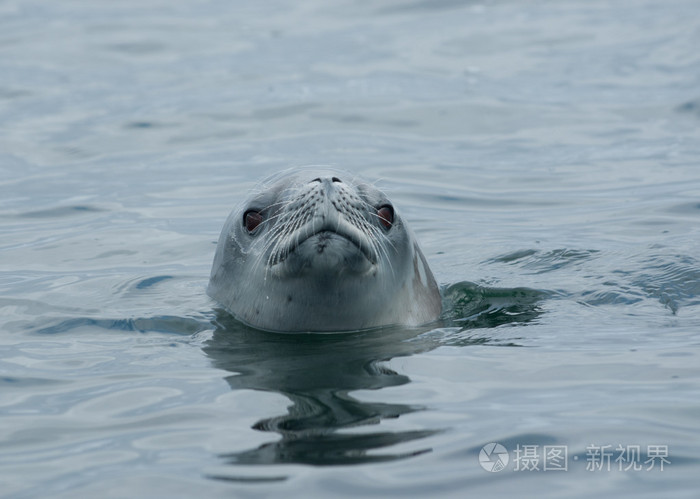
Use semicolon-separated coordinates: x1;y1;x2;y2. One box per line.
208;169;441;331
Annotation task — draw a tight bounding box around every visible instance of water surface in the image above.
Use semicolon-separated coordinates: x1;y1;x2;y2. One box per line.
1;0;699;497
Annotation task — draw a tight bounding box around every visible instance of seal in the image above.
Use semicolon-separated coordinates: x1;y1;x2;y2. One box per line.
208;169;442;332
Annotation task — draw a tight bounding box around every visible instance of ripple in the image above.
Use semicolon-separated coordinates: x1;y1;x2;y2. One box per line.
33;315;209;336
135;275;173;289
488;249;600;274
15;205;105;219
441;281;548;329
633;254;700;314
219;429;437;466
676;99;700;117
572;252;700;315
104;41;165;55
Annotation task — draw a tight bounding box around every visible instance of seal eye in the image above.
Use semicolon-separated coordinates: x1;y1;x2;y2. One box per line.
377;205;394;230
244;210;264;233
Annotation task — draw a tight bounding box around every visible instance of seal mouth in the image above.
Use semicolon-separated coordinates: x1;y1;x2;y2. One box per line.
270;224;377;267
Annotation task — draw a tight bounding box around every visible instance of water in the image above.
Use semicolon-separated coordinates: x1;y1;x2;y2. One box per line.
1;0;699;496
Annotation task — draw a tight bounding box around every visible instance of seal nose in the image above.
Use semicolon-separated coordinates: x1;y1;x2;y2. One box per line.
310;176;343;197
307;176;345;226
310;176;342;184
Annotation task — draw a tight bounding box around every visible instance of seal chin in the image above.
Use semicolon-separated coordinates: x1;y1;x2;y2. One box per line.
271;231;375;277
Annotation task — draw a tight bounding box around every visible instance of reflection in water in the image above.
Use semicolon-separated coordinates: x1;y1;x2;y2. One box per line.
203;282;544;467
205;314;440;466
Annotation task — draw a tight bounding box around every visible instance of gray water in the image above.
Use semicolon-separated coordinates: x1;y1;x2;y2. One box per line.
1;0;699;497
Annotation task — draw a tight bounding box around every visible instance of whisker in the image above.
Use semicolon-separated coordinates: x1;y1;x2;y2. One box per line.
243;175;401;278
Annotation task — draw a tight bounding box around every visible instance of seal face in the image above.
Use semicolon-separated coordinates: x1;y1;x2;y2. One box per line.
208;169;442;332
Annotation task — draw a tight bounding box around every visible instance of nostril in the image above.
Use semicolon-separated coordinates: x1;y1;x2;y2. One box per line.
311;177;322;183
332;177;342;183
